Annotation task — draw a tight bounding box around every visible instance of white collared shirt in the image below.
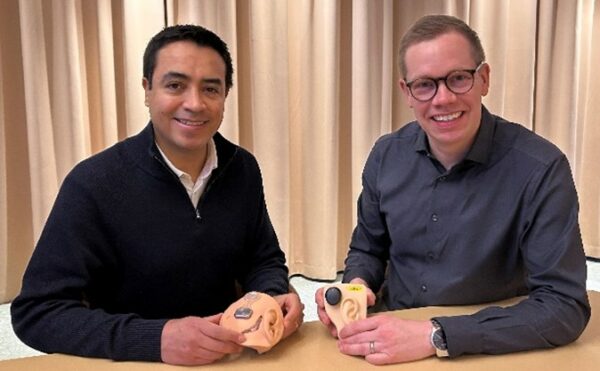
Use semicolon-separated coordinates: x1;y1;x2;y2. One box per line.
156;139;219;207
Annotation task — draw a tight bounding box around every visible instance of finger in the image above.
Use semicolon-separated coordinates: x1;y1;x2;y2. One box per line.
365;353;393;365
283;314;302;333
192;331;245;357
337;339;372;356
281;321;297;339
282;298;302;320
338;317;379;338
277;293;303;316
317;306;332;326
366;291;377;306
283;315;301;337
315;287;324;306
191;343;236;364
205;313;223;324
281;296;303;325
337;329;376;346
201;318;246;344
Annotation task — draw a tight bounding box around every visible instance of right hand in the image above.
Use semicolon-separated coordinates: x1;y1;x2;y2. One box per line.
273;292;305;339
161;314;246;365
315;278;376;338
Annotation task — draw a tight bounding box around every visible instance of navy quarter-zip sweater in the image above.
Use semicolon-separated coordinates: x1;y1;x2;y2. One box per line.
11;124;289;361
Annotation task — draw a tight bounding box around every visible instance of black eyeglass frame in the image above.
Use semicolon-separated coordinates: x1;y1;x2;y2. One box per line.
404;61;486;102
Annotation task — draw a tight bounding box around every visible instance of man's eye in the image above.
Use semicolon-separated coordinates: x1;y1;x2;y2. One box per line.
166;82;183;91
450;73;470;82
204;86;220;94
412;79;435;91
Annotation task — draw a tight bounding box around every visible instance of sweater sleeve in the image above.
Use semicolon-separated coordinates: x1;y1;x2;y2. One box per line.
237;155;289;296
11;167;167;362
435;155;590;356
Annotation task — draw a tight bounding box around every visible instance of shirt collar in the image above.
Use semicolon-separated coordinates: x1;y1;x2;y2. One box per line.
463;106;494;164
155;139;219;182
413;106;494;165
198;139;219;182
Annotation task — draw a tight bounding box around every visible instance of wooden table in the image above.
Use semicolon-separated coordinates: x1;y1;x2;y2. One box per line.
1;291;598;370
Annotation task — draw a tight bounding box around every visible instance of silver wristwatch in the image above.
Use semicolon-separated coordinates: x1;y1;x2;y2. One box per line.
430;319;449;357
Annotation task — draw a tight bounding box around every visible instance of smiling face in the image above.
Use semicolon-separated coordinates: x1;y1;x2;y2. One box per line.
143;41;227;164
399;32;490;163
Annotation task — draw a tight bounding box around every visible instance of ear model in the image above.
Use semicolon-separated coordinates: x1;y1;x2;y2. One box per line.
340;298;362;323
263;308;283;342
220;291;285;354
323;283;367;332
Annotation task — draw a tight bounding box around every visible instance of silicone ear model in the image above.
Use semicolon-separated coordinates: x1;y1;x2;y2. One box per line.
220;292;284;354
323;283;367;332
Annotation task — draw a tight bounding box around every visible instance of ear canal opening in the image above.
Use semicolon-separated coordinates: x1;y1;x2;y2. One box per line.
340;298;360;324
263;309;282;341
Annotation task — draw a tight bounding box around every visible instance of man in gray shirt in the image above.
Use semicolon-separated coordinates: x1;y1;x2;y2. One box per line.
316;14;590;365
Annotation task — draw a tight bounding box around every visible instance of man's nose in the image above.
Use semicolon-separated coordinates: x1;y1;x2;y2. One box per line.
184;89;207;111
431;80;456;104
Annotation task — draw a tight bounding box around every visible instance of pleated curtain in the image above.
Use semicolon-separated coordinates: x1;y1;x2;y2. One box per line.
1;0;599;303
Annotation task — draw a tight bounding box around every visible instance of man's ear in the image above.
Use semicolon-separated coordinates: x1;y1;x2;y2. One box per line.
142;77;150;107
479;63;491;97
398;79;413;108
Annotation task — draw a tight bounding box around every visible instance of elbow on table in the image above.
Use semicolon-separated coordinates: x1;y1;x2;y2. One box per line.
545;295;591;347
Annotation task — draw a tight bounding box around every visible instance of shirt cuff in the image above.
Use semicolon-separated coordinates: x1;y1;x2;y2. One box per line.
433;315;483;357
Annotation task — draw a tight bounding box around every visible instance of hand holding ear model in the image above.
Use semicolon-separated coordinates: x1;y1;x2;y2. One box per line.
220;292;284;354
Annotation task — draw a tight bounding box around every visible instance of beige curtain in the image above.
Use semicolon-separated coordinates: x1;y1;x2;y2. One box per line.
1;0;599;303
534;0;600;259
0;0;165;303
579;1;600;258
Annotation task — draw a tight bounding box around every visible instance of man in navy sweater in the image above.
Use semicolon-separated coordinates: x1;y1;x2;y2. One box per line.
11;24;303;366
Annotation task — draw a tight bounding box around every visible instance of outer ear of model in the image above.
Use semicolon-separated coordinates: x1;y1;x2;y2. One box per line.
220;292;284;354
323;283;367;332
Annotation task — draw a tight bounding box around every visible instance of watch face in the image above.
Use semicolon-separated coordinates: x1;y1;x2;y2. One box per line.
432;329;448;350
433;330;447;350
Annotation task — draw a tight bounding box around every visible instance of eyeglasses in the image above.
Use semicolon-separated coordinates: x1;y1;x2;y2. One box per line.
404;62;485;102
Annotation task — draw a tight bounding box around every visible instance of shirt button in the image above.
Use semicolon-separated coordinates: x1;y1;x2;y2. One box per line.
439;176;446;182
421;285;428;292
427;252;435;260
431;214;439;222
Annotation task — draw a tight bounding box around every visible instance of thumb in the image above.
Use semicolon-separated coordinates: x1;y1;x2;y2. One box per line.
206;313;223;324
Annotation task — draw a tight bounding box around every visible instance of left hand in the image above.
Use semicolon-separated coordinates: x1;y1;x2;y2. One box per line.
315;277;376;338
337;315;436;365
273;293;305;339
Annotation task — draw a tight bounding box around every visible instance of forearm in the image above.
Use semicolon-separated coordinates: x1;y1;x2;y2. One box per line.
435;289;590;357
11;174;168;361
11;296;167;361
434;155;586;356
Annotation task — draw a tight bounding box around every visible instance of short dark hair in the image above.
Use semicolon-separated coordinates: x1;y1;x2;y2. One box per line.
398;15;486;78
143;24;234;92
